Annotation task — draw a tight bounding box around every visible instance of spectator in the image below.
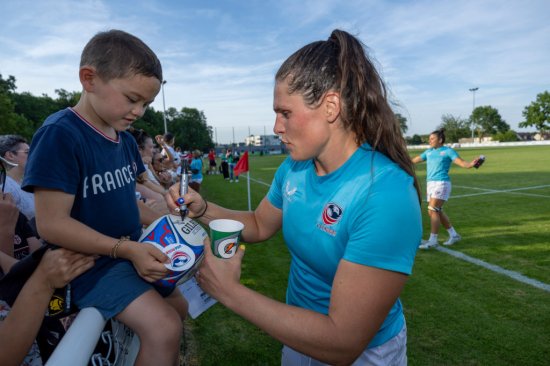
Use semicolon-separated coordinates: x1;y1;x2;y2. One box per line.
207;149;217;175
189;150;203;193
226;148;235;182
155;133;181;170
128;128;170;213
1;157;42;260
0;248;94;366
0;135;35;221
220;149;229;180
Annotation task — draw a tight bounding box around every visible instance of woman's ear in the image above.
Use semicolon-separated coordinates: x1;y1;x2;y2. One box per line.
324;92;341;123
79;66;97;92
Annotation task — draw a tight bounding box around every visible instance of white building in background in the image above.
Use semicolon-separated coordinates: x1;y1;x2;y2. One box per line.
245;134;280;146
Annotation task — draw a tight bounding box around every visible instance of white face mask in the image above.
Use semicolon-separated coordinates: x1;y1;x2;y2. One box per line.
0;155;18;168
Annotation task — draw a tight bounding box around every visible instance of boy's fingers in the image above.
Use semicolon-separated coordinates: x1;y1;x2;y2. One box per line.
148;246;169;263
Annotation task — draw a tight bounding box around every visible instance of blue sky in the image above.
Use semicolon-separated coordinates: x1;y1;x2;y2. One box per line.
1;0;549;143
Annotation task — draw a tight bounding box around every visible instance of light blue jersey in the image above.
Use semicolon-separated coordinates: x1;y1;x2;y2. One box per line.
190;157;203;182
267;143;421;348
420;146;459;182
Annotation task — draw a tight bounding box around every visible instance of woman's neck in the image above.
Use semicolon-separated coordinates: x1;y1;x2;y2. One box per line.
7;168;24;184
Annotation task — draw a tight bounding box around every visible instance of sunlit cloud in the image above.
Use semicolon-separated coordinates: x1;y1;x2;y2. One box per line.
1;0;548;143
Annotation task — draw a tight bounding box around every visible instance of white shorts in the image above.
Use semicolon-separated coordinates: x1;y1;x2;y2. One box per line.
281;323;407;366
427;181;451;201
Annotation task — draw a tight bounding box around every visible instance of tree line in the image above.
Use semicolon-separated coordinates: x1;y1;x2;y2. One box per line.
2;73;548;146
397;91;549;144
0;73;215;151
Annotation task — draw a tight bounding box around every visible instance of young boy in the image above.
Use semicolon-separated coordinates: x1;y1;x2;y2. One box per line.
22;30;185;365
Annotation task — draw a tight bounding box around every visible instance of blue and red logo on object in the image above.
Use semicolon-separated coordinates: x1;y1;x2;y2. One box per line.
171;250;191;269
322;203;343;225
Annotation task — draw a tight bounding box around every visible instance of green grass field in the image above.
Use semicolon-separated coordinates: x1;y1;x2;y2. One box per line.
183;145;550;365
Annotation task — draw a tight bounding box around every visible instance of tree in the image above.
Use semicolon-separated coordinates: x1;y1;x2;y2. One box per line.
471;106;509;138
134;107;165;138
409;134;422;145
12;92;57;132
519;91;550;133
395;113;408;134
54;89;81;109
437;114;470;143
0;74;17;94
0;74;33;138
492;130;518;142
171;107;214;151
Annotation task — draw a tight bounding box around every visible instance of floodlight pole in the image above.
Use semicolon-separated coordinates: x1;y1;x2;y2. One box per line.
469;87;479;140
162;80;167;134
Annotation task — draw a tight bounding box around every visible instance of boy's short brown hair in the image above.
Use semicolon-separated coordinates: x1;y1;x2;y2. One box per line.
80;29;162;82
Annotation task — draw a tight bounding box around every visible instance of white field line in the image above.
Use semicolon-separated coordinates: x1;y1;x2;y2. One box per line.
247;175;271;187
435;246;550;293
452;184;550;199
243;173;550;292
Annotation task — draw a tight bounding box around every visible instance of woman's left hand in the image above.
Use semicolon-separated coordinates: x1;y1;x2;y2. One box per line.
195;237;245;303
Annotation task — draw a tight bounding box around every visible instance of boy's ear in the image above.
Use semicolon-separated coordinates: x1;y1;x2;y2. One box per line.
324;92;341;123
79;66;97;92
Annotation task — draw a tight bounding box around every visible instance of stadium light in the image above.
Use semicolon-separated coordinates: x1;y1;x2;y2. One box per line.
469;87;479;140
162;80;167;134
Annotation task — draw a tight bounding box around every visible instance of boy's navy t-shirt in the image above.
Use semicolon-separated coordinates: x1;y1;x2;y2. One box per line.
22;108;150;318
23;108;145;241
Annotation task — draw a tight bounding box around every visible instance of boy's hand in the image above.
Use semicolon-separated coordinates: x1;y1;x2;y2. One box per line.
123;242;171;282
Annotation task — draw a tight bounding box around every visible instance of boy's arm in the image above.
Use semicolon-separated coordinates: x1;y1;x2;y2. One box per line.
137;199;164;227
34;188;170;282
34;188;118;255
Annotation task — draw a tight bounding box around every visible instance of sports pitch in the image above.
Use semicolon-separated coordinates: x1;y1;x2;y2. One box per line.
186;145;550;366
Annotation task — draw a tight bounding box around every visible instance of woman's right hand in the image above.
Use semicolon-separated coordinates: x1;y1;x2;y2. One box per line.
166;183;206;219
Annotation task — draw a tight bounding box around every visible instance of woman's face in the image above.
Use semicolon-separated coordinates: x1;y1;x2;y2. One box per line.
428;133;442;148
7;142;30;169
272;80;331;161
152;152;165;170
140;137;155;158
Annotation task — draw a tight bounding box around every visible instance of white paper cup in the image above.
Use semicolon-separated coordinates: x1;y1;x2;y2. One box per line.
208;219;244;258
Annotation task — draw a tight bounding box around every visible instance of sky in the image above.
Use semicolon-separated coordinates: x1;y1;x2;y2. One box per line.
1;0;549;144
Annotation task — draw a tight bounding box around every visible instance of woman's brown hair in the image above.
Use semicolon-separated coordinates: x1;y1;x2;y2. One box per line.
275;29;421;201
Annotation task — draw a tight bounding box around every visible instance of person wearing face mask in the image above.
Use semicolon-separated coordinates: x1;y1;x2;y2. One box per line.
0;135;35;221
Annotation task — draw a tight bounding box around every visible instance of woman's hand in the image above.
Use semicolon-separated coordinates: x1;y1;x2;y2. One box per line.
166;183;207;219
37;248;96;289
0;193;19;235
195;238;245;303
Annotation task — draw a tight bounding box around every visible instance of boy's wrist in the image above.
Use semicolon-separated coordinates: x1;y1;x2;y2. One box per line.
110;236;131;259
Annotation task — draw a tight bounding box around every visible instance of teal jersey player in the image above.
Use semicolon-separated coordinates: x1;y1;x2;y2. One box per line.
420;146;459;182
268;144;421;348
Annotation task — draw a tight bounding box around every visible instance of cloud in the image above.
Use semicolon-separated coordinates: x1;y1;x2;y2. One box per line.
1;0;548;140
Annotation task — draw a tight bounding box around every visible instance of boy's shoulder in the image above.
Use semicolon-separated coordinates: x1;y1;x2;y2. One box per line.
42;108;76;128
